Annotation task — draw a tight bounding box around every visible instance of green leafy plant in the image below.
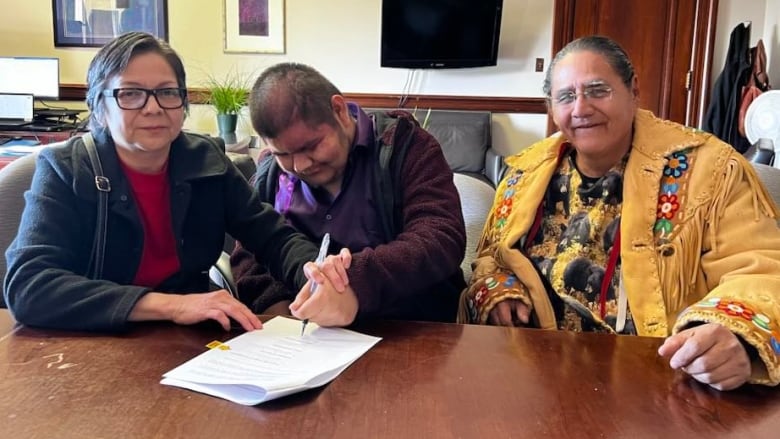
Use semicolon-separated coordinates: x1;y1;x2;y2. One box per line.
205;71;250;115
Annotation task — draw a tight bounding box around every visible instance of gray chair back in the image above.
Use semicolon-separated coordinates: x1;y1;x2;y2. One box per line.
752;163;780;209
0;153;39;307
453;172;495;281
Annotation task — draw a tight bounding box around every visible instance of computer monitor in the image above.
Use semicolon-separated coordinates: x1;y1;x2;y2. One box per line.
0;57;60;100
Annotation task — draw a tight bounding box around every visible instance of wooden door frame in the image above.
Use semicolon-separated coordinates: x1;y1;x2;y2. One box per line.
549;0;719;134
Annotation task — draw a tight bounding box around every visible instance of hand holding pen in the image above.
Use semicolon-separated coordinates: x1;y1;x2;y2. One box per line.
290;236;357;332
300;233;330;335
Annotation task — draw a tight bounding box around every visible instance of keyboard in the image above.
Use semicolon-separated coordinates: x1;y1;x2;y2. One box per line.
0;120;32;130
25;123;77;132
34;109;82;118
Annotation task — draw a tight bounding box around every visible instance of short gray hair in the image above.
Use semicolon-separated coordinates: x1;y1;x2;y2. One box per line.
85;32;188;140
543;35;635;98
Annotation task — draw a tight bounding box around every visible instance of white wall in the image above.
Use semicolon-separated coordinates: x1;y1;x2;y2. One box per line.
3;1;778;153
765;0;780;87
0;0;553;153
181;0;553;151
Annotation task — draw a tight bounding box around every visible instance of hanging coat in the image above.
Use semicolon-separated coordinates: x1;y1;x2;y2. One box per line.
703;22;752;153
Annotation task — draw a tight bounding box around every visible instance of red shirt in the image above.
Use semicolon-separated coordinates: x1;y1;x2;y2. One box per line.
119;160;180;288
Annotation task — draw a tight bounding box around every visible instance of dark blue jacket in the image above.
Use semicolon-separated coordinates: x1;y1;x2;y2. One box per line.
4;133;317;331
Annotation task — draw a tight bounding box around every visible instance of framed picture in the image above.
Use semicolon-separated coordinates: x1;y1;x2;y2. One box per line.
223;0;285;54
52;0;168;48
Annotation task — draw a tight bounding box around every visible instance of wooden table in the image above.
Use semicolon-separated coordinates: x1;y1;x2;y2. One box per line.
0;310;778;439
0;309;15;337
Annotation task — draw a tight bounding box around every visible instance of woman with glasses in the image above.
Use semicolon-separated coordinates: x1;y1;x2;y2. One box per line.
4;32;349;332
459;35;780;390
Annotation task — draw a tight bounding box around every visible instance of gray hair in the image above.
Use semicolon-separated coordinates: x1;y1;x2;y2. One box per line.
543;35;635;98
85;32;188;140
249;62;341;139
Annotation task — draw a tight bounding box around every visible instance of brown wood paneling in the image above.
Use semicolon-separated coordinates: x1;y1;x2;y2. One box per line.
689;0;719;124
59;84;547;114
571;0;675;118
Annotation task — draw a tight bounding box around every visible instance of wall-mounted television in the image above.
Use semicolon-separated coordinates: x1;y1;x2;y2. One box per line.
381;0;503;69
0;57;60;100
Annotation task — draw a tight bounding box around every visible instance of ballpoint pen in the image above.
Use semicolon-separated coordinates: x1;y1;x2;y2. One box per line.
301;232;330;336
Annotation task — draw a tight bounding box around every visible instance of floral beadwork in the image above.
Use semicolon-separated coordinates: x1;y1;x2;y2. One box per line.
771;332;780;355
505;173;521;187
497;198;512;217
663;153;689;178
695;298;757;321
654;218;673;235
485;273;516;290
694;297;721;308
661;175;679;193
474;285;489;306
654;149;692;239
753;313;772;332
494;170;522;232
494;198;512;229
715;299;756;321
657;193;680;220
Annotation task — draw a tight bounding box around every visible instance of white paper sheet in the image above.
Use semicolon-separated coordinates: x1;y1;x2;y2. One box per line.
160;316;381;405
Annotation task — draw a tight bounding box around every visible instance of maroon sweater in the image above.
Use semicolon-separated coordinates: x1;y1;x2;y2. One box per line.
232;114;466;322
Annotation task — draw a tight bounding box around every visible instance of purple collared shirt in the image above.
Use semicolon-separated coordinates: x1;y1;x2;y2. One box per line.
274;103;385;250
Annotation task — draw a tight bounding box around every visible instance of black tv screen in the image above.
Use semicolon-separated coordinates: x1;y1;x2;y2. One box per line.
381;0;503;69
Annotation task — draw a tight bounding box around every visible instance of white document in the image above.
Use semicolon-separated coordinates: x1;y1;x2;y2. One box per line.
160;316;381;405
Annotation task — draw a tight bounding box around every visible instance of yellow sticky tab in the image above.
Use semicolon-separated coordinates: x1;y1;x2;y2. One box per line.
206;341;230;350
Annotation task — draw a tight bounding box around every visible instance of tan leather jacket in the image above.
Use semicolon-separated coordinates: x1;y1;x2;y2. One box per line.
460;110;780;385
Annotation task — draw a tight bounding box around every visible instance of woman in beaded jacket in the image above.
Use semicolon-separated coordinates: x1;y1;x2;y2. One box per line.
459;35;780;390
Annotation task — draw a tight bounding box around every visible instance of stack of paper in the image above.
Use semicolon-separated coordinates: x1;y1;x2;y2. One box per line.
161;316;381;405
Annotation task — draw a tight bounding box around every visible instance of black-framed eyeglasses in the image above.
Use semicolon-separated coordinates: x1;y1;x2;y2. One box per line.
551;85;614;107
102;87;187;110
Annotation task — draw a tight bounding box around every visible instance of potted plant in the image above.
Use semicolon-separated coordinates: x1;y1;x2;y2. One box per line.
205;71;250;144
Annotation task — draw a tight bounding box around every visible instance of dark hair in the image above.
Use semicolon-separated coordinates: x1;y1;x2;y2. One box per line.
542;35;635;98
249;63;342;139
85;32;188;139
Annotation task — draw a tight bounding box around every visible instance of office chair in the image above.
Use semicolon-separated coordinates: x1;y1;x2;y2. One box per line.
744;138;775;166
453;172;496;281
0;152;39;307
752;162;780;210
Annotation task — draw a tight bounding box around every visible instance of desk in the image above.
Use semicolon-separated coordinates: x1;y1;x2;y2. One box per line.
0;309;15;337
0;130;75;171
0;311;778;438
0;129;74;144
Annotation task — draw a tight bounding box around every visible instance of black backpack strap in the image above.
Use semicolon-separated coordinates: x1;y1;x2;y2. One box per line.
253;150;280;205
82;133;111;280
373;113;416;241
